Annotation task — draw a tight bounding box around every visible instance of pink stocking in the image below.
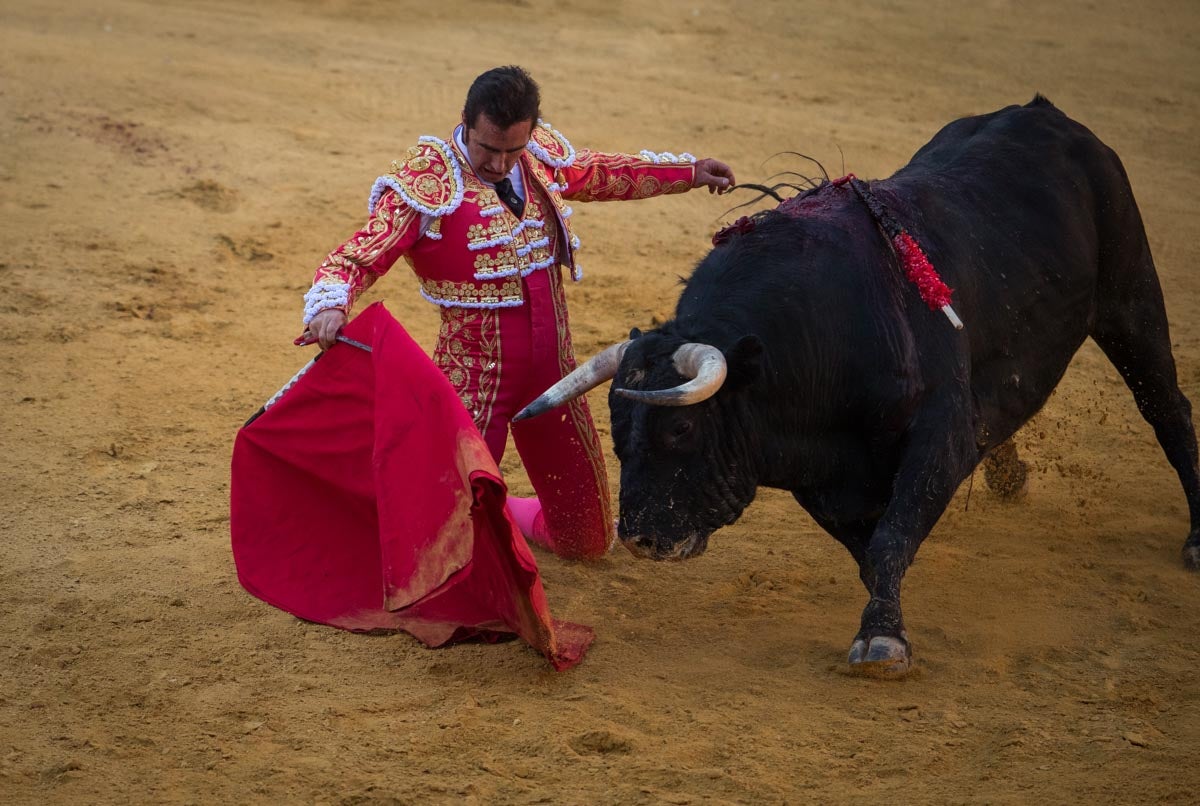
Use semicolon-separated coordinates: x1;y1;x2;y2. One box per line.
506;495;552;551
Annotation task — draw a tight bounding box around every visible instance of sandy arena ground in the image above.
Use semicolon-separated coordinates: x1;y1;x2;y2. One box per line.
2;0;1199;802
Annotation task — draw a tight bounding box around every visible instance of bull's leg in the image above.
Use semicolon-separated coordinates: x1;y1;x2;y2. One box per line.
1091;294;1200;569
849;399;977;677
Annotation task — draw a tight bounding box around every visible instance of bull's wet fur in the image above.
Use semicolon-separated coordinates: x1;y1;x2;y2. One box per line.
604;96;1200;676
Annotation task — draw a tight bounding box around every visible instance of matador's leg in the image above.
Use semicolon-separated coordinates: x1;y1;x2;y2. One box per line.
432;272;614;560
510;396;614;560
506;268;614;559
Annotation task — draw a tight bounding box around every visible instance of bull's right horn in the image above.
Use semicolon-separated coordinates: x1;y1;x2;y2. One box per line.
512;340;631;421
613;343;727;406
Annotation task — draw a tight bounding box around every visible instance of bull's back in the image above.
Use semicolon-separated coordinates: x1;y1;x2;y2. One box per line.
886;97;1141;447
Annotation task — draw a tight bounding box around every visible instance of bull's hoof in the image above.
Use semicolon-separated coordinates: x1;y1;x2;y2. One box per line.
847;635;912;679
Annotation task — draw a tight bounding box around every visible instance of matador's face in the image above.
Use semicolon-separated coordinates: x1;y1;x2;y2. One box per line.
462;112;534;185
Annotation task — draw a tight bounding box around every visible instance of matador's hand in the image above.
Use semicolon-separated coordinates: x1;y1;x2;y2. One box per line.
693;158;736;194
307;308;348;351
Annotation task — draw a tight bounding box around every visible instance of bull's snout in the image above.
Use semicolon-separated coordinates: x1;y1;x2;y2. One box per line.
619;531;709;561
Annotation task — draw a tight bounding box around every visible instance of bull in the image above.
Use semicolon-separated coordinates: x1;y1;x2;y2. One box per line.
514;96;1200;677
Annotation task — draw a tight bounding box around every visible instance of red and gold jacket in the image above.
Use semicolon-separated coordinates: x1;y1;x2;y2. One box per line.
302;121;698;323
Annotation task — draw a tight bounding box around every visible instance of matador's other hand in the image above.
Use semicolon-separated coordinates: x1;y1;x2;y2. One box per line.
693;158;736;195
308;308;348;351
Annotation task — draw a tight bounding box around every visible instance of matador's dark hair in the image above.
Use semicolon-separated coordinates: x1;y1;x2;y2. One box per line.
463;66;541;129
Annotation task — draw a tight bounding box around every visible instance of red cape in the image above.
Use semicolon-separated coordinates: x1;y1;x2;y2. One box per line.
230;303;593;670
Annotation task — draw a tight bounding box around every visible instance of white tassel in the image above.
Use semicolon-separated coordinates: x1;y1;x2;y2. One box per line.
302;282;351;324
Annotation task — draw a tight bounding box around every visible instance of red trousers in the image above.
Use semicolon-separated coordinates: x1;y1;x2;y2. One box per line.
432;267;614;559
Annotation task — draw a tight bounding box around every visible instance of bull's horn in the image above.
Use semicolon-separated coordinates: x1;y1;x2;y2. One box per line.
614;343;727;406
512;340;631;421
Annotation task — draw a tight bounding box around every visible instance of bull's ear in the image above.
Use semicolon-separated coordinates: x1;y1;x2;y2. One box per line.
629;327;643;340
724;334;764;390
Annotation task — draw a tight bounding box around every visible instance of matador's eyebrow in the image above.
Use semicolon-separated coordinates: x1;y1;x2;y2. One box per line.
477;142;526;155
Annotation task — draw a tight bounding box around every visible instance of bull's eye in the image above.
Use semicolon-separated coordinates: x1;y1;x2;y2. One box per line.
670;420;693;439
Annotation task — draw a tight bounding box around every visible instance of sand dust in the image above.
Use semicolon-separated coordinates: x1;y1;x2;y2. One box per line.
2;0;1198;802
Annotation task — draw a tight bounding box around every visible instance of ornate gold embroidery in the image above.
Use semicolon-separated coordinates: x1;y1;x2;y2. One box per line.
314;201;418;308
572;150;695;200
585;172;691;200
524;185;565;265
419;276;523;306
385;138;461;212
460;178;561;279
528;121;574;165
466;216;510;246
433;307;502;436
414;174;442;198
329;206;415;268
469;187;504;214
472;251;519;277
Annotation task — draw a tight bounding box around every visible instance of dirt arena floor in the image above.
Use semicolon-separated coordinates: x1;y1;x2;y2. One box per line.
3;0;1199;803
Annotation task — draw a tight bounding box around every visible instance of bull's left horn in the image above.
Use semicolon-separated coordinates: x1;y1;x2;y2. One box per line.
513;340;631;421
614;343;727;406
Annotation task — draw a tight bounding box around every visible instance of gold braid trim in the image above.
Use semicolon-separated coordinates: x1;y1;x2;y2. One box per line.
419;276;523;307
373;136;463;216
315;201;419;308
575;150;695;200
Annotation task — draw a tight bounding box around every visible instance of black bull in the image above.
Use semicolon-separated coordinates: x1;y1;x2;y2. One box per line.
515;96;1200;677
